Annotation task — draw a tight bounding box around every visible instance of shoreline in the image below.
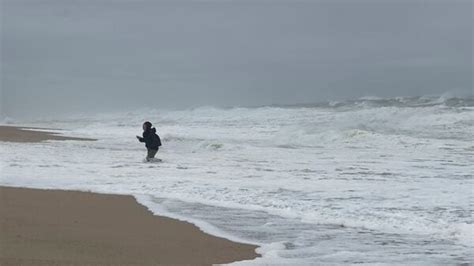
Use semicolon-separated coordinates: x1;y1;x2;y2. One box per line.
0;126;260;265
0;125;96;142
0;186;260;265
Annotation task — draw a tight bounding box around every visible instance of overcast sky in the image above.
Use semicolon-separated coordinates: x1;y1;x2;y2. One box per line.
1;0;472;117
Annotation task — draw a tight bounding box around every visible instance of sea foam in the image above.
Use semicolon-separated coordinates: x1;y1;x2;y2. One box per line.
1;96;473;264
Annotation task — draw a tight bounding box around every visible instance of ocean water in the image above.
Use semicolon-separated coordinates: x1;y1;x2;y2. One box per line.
1;95;473;264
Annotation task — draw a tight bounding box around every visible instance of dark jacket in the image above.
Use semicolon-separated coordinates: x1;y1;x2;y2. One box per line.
138;128;161;150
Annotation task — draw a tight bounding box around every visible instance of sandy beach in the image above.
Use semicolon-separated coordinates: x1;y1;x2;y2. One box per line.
0;125;96;143
0;126;260;265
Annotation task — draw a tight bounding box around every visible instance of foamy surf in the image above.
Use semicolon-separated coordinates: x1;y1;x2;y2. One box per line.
1;95;473;264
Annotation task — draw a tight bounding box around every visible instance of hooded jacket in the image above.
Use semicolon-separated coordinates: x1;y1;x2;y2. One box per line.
138;128;161;150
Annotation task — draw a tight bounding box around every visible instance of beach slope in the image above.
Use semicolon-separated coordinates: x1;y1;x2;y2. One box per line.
0;126;259;265
0;187;260;265
0;125;95;142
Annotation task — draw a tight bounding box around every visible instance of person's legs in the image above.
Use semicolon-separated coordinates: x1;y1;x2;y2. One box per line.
146;149;158;161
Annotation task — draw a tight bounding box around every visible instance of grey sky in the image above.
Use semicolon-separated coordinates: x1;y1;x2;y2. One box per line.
1;0;472;117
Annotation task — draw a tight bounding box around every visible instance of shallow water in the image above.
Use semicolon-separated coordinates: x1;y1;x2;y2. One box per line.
1;96;473;264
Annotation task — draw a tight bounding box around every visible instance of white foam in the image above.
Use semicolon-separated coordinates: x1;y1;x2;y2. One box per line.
1;98;473;264
134;194;260;247
454;223;474;247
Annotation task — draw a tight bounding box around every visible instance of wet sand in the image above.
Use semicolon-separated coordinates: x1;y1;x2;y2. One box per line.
0;126;260;265
0;125;95;142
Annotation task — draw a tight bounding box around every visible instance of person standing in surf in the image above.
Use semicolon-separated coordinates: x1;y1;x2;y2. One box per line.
136;121;162;161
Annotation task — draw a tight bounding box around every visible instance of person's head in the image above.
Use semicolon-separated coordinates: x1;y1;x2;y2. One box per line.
143;121;152;131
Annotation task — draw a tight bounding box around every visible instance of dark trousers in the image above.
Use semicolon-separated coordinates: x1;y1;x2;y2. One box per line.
146;148;158;161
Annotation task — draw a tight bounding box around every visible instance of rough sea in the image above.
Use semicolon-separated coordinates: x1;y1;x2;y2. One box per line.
1;95;473;264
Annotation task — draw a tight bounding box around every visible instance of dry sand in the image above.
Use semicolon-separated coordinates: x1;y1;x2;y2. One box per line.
0;126;260;265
